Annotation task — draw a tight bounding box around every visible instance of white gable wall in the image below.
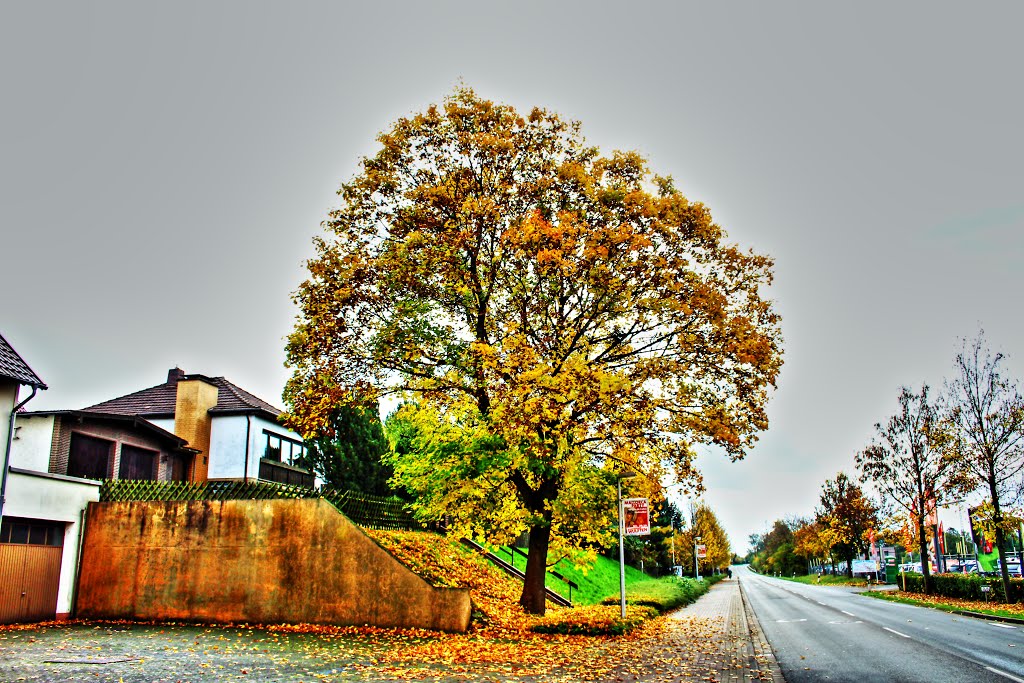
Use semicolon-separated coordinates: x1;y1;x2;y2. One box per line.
8;413;55;471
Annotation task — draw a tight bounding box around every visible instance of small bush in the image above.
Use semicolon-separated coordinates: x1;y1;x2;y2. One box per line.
530;604;658;636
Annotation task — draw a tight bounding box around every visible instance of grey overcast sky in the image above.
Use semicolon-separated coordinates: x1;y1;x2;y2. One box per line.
2;2;1022;551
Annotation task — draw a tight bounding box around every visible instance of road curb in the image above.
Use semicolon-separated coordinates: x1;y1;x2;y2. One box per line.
949;609;1024;625
738;578;786;682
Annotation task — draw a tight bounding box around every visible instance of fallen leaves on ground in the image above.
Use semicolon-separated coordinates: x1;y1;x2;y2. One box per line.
890;590;1024;617
0;533;774;682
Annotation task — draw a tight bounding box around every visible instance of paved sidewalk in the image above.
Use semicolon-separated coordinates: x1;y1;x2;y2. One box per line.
613;577;783;682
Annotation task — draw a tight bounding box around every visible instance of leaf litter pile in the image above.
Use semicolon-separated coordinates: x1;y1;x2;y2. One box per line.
0;531;769;682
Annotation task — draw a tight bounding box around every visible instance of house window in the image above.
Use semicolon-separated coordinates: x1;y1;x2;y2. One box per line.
67;433;113;480
119;445;158;481
263;431;307;467
0;517;64;547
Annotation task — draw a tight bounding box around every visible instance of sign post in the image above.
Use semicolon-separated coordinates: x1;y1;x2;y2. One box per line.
616;473;638;618
695;537;704;580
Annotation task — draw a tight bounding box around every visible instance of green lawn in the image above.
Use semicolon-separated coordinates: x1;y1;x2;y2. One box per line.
779;574;868;587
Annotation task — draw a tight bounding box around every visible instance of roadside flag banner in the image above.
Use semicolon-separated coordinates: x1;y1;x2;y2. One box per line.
938;522;945;554
623;498;650;536
697;544;707;559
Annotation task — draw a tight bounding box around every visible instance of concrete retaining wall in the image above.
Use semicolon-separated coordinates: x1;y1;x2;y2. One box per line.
76;499;471;632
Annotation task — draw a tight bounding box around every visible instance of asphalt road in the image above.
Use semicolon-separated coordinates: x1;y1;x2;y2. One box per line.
736;565;1024;683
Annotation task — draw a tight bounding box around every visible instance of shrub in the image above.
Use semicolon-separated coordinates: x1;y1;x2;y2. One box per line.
530;604;659;636
899;572;1024;603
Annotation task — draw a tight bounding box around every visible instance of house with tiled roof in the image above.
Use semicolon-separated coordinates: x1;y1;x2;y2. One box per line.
2;340;312;625
1;332;98;624
14;368;313;488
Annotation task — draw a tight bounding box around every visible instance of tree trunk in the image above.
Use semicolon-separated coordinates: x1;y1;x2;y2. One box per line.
918;517;932;595
988;477;1014;603
845;549;854;578
520;521;551;615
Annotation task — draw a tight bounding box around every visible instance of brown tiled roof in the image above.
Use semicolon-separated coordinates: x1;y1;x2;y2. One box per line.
0;332;47;389
84;370;282;420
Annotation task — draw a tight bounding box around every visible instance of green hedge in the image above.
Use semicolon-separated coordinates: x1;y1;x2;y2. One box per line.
899;572;1024;602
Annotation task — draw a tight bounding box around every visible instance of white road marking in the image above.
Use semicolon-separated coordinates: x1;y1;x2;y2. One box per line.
817;601;827;606
989;623;1017;629
841;610;856;617
883;627;910;638
776;619;808;623
985;666;1024;683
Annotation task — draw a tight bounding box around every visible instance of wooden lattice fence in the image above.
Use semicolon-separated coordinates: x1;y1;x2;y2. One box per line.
99;479;421;531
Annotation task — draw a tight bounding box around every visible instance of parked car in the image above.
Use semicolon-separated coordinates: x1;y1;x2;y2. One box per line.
942;560;979;574
993;558;1023;577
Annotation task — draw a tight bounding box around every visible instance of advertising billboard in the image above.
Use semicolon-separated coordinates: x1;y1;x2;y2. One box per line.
623;498;650;536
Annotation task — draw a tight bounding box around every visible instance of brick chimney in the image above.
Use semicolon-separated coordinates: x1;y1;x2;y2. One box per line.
173;374;218;482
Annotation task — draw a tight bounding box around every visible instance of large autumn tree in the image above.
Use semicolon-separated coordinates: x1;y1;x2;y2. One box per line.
284;87;783;614
856;385;961;593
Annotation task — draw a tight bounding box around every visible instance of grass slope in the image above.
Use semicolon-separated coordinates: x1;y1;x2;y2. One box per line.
489;545;650;605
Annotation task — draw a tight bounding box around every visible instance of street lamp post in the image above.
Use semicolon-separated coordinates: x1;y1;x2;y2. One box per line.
694;535;702;580
617;471;637;618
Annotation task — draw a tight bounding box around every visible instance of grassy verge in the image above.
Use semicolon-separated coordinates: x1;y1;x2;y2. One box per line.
779;574;868;587
862;589;1024;621
530;575;722;635
600;575;720;611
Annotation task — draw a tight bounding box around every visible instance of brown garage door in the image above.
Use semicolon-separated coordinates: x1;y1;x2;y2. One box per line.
0;518;65;624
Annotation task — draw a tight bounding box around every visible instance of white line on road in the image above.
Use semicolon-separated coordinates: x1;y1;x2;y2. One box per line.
841;610;856;617
989;623;1017;629
986;666;1024;683
817;601;827;606
883;627;911;638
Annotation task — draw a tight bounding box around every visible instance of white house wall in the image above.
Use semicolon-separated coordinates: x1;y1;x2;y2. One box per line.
208;415;250;479
5;468;100;618
8;413;55;471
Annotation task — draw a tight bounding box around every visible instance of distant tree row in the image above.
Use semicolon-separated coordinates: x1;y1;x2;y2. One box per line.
751;332;1024;603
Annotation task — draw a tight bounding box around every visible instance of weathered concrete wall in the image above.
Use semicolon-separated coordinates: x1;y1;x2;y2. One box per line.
76;499;471;632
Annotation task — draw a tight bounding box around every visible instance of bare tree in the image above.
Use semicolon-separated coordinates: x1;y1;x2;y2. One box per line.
946;333;1024;601
856;385;959;593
